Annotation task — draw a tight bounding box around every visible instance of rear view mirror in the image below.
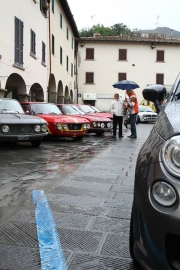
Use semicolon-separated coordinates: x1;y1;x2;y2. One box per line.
142;85;167;113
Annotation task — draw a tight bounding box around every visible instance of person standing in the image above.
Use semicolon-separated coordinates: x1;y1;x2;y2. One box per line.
110;93;124;138
123;89;139;139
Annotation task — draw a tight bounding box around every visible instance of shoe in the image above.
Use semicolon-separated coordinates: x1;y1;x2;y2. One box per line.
112;135;116;138
127;135;133;138
119;135;124;138
128;135;137;139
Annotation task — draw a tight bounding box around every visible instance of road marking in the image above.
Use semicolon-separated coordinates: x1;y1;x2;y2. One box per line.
32;190;67;270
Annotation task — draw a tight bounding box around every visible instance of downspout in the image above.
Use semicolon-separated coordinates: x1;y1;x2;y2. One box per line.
47;0;51;97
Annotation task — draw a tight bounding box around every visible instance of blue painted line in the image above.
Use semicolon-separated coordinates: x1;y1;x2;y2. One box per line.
32;190;67;270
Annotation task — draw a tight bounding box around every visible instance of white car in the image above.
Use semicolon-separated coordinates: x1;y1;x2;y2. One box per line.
136;105;157;123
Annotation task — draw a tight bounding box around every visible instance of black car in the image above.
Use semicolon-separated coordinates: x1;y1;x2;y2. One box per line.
130;74;180;269
0;98;48;147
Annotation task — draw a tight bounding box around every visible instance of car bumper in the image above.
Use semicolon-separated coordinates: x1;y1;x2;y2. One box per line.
0;132;48;142
133;162;180;269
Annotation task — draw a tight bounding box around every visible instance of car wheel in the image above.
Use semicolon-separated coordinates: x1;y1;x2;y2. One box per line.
73;136;83;140
31;139;42;147
129;207;136;261
136;115;140;123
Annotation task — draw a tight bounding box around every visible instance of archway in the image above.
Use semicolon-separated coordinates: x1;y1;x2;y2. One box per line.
5;73;27;101
64;86;69;104
29;83;44;101
57;80;64;104
48;74;57;103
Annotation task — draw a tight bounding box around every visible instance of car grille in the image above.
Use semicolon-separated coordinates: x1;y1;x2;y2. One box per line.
143;115;157;120
0;124;34;134
166;233;180;270
68;124;82;130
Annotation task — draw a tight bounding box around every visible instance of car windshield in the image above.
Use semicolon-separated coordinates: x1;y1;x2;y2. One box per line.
0;99;24;113
80;105;95;113
139;107;154;112
31;103;63;115
91;106;101;112
72;106;86;115
62;105;81;115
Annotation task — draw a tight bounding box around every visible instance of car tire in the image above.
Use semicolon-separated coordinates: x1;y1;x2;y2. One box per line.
31;139;42;147
95;132;104;135
73;136;83;140
129;207;136;261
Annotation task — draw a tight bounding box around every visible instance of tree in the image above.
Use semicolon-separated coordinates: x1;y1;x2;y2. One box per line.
79;23;131;37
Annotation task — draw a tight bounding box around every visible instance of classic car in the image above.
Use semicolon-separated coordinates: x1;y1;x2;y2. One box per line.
129;78;180;269
0;98;48;147
20;102;90;140
57;104;113;135
136;105;157;123
79;104;113;120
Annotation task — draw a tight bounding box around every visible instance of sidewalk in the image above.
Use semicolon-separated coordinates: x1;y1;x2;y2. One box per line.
0;124;153;270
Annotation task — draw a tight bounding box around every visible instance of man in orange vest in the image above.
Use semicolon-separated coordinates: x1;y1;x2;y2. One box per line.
123;89;139;139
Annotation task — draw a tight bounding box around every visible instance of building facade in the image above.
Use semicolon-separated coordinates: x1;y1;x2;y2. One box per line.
0;0;79;103
77;34;180;111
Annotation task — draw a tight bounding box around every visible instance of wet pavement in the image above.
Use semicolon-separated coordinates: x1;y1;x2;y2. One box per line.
0;124;153;270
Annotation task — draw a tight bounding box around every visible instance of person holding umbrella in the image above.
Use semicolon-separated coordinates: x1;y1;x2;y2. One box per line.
123;89;139;139
110;93;124;138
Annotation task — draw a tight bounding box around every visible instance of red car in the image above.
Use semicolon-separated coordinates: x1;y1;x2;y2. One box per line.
57;104;113;135
21;102;90;140
80;104;113;120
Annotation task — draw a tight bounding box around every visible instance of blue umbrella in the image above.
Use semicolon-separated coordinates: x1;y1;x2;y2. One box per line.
112;80;140;90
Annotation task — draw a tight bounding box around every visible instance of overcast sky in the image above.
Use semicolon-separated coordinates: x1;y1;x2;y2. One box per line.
67;0;180;32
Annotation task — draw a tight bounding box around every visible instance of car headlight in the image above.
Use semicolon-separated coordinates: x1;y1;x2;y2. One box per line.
63;124;68;130
56;124;62;130
107;123;111;128
87;124;90;129
101;123;105;128
93;122;97;127
152;181;177;206
97;123;101;127
161;136;180;177
82;124;87;129
34;125;41;132
41;124;48;132
2;125;9;133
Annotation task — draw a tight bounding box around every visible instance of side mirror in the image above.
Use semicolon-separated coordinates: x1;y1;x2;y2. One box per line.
142;85;167;113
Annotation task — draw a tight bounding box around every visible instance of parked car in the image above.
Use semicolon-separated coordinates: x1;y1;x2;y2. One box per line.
129;78;180;269
21;102;90;140
0;98;48;147
57;104;113;135
136;105;157;123
140;99;156;112
79;104;113;120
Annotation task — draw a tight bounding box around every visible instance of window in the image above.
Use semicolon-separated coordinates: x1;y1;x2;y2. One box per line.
86;48;94;60
71;63;73;77
156;50;164;62
51;0;54;13
42;41;46;64
40;0;48;17
60;46;63;64
66;56;69;71
86;72;94;84
30;30;36;56
66;26;69;40
118;73;126;81
72;37;74;50
52;34;55;55
60;13;62;28
119;49;127;60
14;17;24;67
156;73;164;84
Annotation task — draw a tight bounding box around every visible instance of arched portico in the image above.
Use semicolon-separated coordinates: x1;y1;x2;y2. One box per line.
57;81;64;104
64;86;69;104
70;89;73;103
5;73;28;101
48;74;57;103
29;83;44;101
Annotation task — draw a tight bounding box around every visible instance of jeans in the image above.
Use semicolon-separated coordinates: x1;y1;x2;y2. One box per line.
113;115;123;136
130;113;137;137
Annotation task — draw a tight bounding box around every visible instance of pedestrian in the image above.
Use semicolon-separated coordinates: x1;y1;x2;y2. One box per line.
110;93;124;138
123;89;139;139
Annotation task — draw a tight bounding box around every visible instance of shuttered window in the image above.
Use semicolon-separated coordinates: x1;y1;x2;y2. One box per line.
40;0;48;17
156;74;164;84
66;56;69;72
86;48;94;60
71;63;73;77
14;17;24;67
86;72;94;83
118;73;126;81
60;46;63;64
42;41;46;64
157;50;164;61
52;34;55;55
51;0;54;13
30;30;36;56
60;13;62;28
119;49;127;60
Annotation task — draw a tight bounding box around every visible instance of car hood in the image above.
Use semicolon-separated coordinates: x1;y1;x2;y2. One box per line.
139;112;157;115
88;112;113;118
0;113;47;124
36;114;89;123
75;114;112;122
154;101;180;140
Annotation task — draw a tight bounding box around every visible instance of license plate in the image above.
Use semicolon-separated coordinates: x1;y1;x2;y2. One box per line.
17;135;29;140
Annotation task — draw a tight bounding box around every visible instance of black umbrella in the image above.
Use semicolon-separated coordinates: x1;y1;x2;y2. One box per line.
112;80;140;90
